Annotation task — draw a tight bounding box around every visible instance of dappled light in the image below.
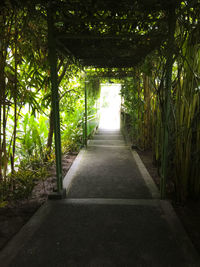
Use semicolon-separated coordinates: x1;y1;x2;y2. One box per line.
99;84;121;130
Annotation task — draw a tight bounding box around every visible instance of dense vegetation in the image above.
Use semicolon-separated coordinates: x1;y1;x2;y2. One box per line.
0;2;100;204
121;3;200;202
0;0;199;204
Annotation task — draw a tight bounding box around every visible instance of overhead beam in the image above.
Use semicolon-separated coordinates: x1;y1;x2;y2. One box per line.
57;31;167;41
56;39;83;69
53;0;178;12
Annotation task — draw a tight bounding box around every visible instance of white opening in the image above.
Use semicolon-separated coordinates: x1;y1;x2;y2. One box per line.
99;83;121;130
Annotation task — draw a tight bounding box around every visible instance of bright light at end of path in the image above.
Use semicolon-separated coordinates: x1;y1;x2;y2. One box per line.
99;83;121;130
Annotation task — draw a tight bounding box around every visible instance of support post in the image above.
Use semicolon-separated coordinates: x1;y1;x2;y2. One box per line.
84;78;88;147
160;7;176;198
47;6;63;194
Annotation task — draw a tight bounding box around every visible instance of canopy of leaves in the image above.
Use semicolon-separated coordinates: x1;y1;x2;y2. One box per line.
4;0;199;69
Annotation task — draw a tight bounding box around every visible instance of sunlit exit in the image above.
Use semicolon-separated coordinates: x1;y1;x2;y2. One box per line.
99;83;121;130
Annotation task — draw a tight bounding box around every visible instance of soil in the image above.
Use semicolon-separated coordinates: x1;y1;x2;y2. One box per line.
137;148;200;254
0;152;77;251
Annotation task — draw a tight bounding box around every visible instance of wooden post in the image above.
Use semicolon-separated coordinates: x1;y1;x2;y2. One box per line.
47;5;63;194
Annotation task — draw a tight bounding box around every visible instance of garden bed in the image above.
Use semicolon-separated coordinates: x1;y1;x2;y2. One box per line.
137;148;200;254
0;152;77;251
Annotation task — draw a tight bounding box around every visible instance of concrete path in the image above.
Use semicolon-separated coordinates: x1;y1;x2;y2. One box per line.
0;129;199;266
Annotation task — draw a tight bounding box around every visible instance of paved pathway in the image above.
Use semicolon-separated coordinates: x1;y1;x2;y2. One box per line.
0;129;199;266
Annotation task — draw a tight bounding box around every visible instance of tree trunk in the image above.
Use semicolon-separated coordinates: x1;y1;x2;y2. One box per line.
11;17;18;174
143;73;151;149
0;50;4;180
46;61;68;158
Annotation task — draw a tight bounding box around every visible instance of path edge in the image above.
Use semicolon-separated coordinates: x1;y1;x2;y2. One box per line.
0;202;51;267
160;200;200;265
63;148;86;194
131;149;160;199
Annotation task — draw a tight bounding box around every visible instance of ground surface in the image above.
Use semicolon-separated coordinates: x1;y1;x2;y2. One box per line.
0;137;200;263
0;129;199;266
67;145;151;199
137;149;200;254
4;199;199;267
0;152;77;251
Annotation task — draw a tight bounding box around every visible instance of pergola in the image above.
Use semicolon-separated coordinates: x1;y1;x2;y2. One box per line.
44;0;180;198
49;0;180;67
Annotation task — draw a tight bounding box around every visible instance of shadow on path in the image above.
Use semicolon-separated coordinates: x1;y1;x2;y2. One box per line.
0;130;199;266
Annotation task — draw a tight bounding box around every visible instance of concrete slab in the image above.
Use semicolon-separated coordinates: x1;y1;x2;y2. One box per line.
89;139;125;146
1;129;199;267
96;129;122;135
1;199;199;267
66;145;152;199
63;149;86;190
131;150;160;199
93;135;124;140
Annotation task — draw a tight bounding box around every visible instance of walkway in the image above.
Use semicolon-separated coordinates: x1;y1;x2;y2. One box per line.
0;130;199;266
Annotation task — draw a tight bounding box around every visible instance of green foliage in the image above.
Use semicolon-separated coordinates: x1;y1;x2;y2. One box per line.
0;170;34;201
121;76;144;145
62;125;83;152
1;0;199;205
0;161;48;201
10;170;35;200
0;4;101;201
0;201;8;208
18;114;48;160
121;28;200;202
173;32;200;202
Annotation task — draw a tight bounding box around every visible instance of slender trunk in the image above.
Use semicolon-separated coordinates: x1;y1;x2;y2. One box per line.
0;47;7;179
46;62;68;157
0;14;6;180
2;82;7;177
11;90;17;173
143;74;147;148
0;11;14;179
8;106;22;160
160;7;176;198
137;74;141;146
0;51;4;180
47;5;63;192
11;17;18;173
143;74;151;148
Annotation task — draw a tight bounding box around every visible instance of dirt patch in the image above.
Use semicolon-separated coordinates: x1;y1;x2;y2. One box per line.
0;152;77;251
173;200;200;253
137;148;200;254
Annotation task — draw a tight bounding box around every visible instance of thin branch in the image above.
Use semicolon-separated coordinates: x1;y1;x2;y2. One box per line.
59;88;78;100
58;61;69;85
